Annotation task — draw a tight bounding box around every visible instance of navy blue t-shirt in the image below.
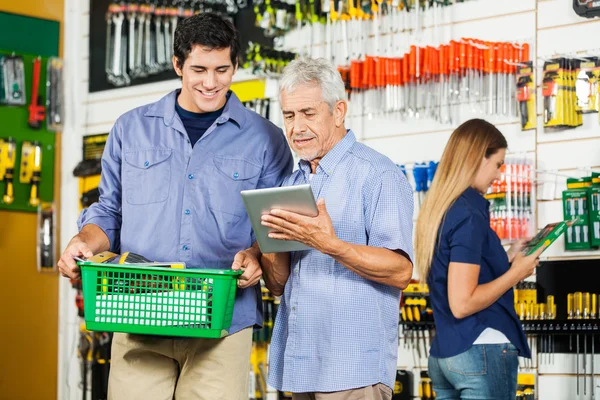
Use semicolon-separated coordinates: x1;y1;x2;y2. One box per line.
175;97;226;147
428;187;531;358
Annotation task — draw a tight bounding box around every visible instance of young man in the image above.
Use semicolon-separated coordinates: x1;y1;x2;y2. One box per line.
234;58;414;399
58;13;293;400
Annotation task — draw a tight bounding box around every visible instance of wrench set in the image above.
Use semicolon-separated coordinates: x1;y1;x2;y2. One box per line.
104;1;247;87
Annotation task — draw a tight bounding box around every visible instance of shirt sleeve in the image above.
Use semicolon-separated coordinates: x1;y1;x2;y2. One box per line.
448;213;486;265
77;122;123;252
365;169;414;262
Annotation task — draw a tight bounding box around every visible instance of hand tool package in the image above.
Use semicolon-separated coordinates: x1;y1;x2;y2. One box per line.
516;61;536;131
485;157;533;244
542;58;583;131
0;55;26;105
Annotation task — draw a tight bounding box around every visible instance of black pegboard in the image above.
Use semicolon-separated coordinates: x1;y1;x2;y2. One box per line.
88;1;273;93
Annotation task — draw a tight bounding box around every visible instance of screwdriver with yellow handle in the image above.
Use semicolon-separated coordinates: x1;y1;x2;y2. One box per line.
576;292;583;395
2;138;16;204
29;142;42;207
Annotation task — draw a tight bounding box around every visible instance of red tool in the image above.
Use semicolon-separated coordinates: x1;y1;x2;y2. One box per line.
28;57;45;129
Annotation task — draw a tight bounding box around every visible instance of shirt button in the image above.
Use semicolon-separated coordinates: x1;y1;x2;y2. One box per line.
182;245;189;251
233;172;239;179
184;209;190;215
144;161;149;167
188;174;194;180
292;307;296;311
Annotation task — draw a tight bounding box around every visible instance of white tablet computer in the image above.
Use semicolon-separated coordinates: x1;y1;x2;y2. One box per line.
241;184;318;253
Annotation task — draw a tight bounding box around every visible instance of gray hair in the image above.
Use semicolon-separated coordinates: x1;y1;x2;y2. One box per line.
279;58;347;111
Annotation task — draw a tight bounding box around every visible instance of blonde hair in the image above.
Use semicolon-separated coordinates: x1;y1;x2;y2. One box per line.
415;119;507;281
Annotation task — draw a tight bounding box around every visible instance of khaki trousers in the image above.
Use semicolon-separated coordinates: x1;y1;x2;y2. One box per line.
292;384;393;400
107;328;252;400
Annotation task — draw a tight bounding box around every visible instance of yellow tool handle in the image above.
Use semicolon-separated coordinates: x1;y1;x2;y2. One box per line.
584;292;590;319
568;293;574;319
547;295;555;319
413;305;421;322
538;303;545;320
29;182;40;207
592;294;597;318
406;305;413;322
576;292;583;319
401;306;407;322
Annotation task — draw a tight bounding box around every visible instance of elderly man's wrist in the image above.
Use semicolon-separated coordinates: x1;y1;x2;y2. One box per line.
322;236;344;256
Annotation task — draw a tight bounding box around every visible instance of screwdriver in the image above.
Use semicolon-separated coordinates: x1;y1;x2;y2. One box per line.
576;291;583;395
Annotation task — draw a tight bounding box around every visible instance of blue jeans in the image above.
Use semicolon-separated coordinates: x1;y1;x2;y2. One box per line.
428;344;519;400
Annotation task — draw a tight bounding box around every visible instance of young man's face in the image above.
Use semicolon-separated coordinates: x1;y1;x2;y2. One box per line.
173;45;237;113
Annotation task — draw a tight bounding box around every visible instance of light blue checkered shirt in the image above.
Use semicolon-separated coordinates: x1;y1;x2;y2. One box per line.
267;130;414;393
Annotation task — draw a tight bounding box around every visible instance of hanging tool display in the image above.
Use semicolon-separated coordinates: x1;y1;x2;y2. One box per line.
409;161;438;215
515;374;535;400
419;371;435;400
516;61;536;131
28;57;46;129
393;369;412;400
37;202;57;272
0;55;26;105
1;138;17;205
566;291;600;396
46;57;64;132
573;0;600;18
515;282;557;368
575;57;599;115
19;141;43;207
486;156;533;244
243;98;271;119
542;58;582;131
339;37;529;123
562;176;593;251
400;281;433;368
244;43;297;75
104;1;247;87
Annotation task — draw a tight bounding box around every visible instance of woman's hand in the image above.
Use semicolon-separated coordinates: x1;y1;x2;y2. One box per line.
509;246;544;282
506;237;531;263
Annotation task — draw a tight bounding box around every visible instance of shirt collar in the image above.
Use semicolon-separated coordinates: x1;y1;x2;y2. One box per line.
144;89;246;129
462;187;490;215
298;130;356;176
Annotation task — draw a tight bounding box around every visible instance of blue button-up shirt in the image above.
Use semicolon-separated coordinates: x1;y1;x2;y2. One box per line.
428;187;531;358
267;131;414;393
78;90;293;334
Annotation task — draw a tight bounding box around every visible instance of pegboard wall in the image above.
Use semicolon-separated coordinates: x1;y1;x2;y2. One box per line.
59;1;600;399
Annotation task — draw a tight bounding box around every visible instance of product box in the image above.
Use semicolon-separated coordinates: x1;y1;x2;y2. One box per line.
563;177;592;250
588;173;600;247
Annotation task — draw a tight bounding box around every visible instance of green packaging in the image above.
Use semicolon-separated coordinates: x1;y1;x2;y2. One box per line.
563;177;592;250
588;173;600;247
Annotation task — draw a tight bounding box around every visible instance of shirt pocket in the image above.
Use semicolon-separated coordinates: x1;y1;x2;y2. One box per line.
209;156;262;217
123;148;172;205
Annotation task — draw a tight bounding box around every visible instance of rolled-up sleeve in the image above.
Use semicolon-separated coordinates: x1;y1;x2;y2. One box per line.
77;123;123;252
448;213;485;265
365;169;414;262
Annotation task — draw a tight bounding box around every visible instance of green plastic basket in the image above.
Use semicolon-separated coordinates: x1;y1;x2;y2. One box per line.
79;262;242;338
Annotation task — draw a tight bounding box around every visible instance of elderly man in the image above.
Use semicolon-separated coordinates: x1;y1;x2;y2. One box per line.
233;58;414;399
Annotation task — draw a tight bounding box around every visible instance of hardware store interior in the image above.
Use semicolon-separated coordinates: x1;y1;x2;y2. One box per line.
2;0;600;399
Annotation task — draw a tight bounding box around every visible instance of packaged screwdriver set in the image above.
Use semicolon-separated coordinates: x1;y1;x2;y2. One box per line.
543;58;582;130
486;157;533;243
575;57;599;114
516;61;536;131
588;172;600;247
46;57;64;132
563;177;592;250
0;55;27;105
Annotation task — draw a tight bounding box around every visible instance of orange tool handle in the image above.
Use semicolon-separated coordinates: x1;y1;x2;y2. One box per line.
409;46;416;79
521;43;530;63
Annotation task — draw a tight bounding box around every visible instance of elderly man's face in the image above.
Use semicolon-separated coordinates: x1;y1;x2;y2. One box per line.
280;84;342;162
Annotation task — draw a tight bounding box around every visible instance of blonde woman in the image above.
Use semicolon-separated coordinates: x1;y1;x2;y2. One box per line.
415;119;543;399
